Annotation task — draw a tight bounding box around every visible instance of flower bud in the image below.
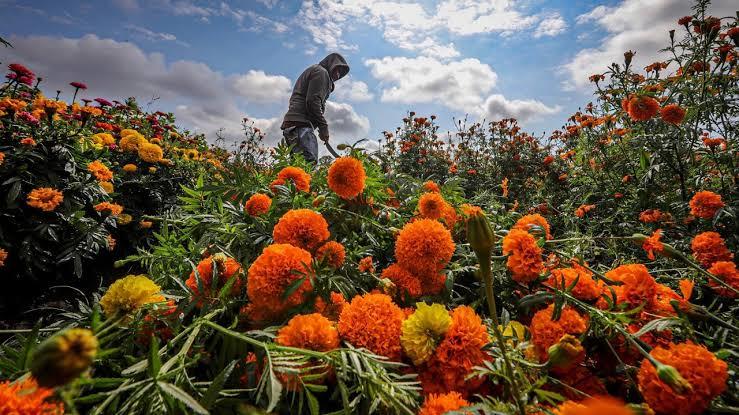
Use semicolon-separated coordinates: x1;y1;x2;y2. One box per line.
466;209;495;257
547;334;585;370
336;143;348;151
31;328;98;387
656;363;692;394
629;233;680;258
624;50;635;67
378;278;397;297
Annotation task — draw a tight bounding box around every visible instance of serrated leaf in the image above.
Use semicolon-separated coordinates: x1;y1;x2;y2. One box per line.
157;382;209;414
202;360;236;409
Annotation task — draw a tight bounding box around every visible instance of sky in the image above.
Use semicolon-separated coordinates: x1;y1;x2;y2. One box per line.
1;0;735;150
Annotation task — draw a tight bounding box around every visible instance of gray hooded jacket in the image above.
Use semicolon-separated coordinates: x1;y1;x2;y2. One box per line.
281;53;349;140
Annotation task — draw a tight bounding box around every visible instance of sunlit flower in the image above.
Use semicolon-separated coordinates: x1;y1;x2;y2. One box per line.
423;180;440;193
512;213;552;240
502;228;544;283
100;181;114;193
626;95;660;121
277;313;339;351
358;256;375;273
0;377;64;415
395;219;455;276
689;191;724;219
271;166;311;193
138;142;164;163
548;267;602;301
123;163;138;173
26;187;64;212
418;192;448;220
401;302;452;365
575;204;595;218
639;209;664;223
272;209;330;252
314;291;347;321
418;392;469;415
327;156;366;199
100;274;164;316
553;396;633;415
119;131;147;152
87;160;113;181
338;293;405;360
244;193;272;216
94;202;123;216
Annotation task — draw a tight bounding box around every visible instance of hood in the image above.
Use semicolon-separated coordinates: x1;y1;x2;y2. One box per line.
319;53;350;80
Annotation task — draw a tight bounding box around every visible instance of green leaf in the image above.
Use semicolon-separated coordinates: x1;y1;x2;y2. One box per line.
157;382;209;414
148;335;161;379
202;360;237;409
281;276;306;301
305;389;320;415
6;181;21;205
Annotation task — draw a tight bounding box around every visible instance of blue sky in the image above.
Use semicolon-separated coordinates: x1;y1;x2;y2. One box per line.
1;0;734;149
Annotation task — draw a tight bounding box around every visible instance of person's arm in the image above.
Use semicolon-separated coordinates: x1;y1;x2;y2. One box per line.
305;68;330;141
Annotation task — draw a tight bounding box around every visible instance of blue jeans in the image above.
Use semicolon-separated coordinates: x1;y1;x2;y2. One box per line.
283;126;318;163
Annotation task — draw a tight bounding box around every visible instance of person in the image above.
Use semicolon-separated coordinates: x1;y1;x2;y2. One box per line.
280;53;349;163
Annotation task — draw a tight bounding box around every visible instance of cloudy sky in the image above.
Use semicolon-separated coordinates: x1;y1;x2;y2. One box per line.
1;0;735;149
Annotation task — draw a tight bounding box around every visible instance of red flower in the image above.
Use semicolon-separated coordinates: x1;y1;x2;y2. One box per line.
70;81;88;89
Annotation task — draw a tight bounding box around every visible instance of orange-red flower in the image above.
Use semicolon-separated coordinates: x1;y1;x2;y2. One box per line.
358;256;375;273
638;342;727;415
277;313;340;351
381;263;422;298
316;241;346;268
689;191;724;219
272;209;330;252
548;267;602;301
512;213;552;240
626;95;660;121
502;228;544;283
660;104;686;125
604;264;657;308
244;193;271;216
423;180;440;193
395;219;455;276
707;261;739;298
418;392;469;415
87;160;113;181
553;396;633;415
271;166;311;193
327;156;366;199
530;304;588;362
338;293;405;360
691;231;733;268
26;187;63;212
642;229;664;260
94;202;123;216
246;244;313;322
0;248;7;267
314;291;347;321
418;192;449;220
639;209;664;223
501;177;509;197
186;254;243;306
0;377;64;415
574;204;595;218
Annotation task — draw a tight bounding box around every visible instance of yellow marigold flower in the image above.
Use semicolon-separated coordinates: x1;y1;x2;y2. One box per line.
148;166;157;173
99;274;164;317
123;163;138;173
100;181;114;193
183;149;200;160
401;303;452;365
27;187;64;212
31;328;98;387
138;142;163;163
120;129;139;137
116;213;133;226
150;137;162;145
94;202;123;216
119;132;147;152
91;132;115;147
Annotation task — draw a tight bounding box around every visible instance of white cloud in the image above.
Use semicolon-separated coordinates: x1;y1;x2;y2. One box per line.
124;24;189;46
478;94;561;122
256;0;280;8
534;13;567;38
365;56;497;111
231;70;292;103
564;0;736;89
435;0;539;35
113;0;140;11
325;101;371;139
332;76;374;102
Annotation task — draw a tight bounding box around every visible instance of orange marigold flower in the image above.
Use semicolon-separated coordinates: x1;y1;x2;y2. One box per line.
530;304;588;362
707;261;739;298
327;156;366;199
660;103;686;125
0;248;7;267
138;142;164;163
423;180;440;193
512;213;552;240
648;282;691;317
502;228;544;283
271;166;311;193
418;192;448;220
548;267;602;301
94;202;123;216
419;306;490;396
123;163;138;173
314;291;347;321
20;137;37;146
186;254;243;306
691;231;733;268
277;313;340;351
338;293;405;360
605;264;657;308
316;241;346;268
247;244;313;322
395;219;455;276
639;209;664;223
26;187;63;212
0;377;64;415
627;95;660;121
381;264;422;298
501;177;509;197
460;203;482;218
358;256;375;273
418;392;469;415
642;229;664;260
87;160;113;181
0;151;5;165
574;204;595;218
638;342;728;415
554;396;633;415
272;209;330;252
244;193;271;216
689;191;724;219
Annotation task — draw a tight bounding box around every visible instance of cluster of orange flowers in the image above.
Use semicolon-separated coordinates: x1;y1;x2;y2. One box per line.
26;187;64;212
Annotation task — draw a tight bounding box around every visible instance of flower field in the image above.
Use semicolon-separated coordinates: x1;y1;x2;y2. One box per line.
1;2;738;415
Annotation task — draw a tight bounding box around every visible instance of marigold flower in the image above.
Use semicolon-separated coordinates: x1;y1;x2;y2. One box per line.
418;306;490;396
186;254;243;306
123;163;138;173
530;304;588;362
139;220;153;229
87;160;113;181
401;303;452;365
661;104;686;125
100;181;114;193
31;328;98;387
395;219;455;276
512;213;552;240
502;228;544;283
0;377;64;415
277;313;339;351
554;396;633;415
547;334;585;371
642;229;664;260
100;274;163;316
605;264;657;308
327;156;366;199
26;187;63;212
272;209;330;252
418;392;469;415
314;291;347;321
627;95;660;121
501;177;509;197
418;192;448;220
639;209;664;223
138;142;163;163
423;180;440;193
0;248;7;267
338;293;405;360
689;191;724;219
638;342;727;415
247;244;313;322
548;267;602;301
707;261;739;298
575;204;595;218
271;166;311;193
316;241;346;268
94;202;123;216
691;231;733;268
244;193;272;216
358;256;375;273
119;131;147;152
0;151;5;166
